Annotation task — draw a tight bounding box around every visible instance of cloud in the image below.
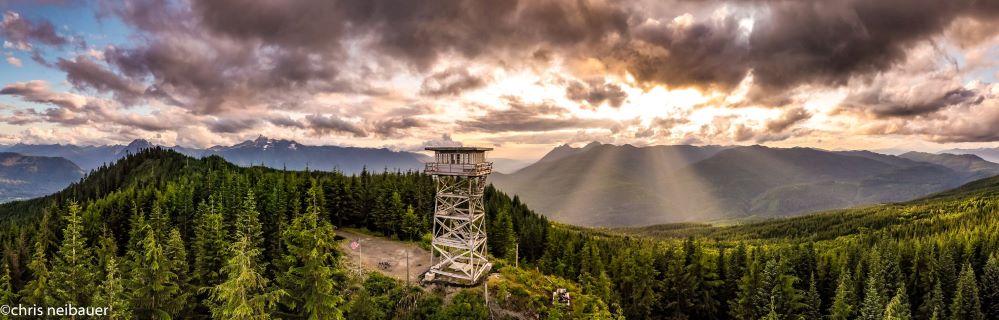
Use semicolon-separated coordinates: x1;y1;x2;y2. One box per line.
565;79;627;108
0;80;86;109
304;114;367;137
57;56;146;103
420;68;489;97
423;133;463;147
0;11;68;48
5;56;20;67
458;98;618;132
207;117;261;134
858;83;999;142
765;107;811;133
372;117;428;137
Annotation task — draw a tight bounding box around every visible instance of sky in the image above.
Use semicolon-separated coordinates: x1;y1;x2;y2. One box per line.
0;0;998;160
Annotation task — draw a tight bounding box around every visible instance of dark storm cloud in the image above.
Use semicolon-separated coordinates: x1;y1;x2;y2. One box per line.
765;107;811;133
57;56;145;103
616;0;999;98
87;0;999;125
372;117;428;137
565;80;627;108
420;68;489;97
305;114;368;137
268;115;305;129
844;88;984;118
207;118;261;134
458;98;616;132
0;10;68;47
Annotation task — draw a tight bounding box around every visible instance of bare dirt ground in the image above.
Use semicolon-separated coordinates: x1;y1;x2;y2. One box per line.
336;228;431;283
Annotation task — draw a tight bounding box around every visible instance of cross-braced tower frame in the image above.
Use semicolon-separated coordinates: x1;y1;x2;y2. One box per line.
424;146;493;285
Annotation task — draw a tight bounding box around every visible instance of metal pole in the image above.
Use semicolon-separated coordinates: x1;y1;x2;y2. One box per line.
406;249;411;286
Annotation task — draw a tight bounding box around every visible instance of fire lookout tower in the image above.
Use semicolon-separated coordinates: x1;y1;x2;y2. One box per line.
423;146;493;285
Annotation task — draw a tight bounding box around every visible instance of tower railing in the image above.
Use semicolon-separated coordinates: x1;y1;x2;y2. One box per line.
424;162;492;176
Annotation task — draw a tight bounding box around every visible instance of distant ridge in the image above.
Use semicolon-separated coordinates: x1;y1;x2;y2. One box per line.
938;147;999;163
492;143;999;227
0;152;82;202
0;136;426;174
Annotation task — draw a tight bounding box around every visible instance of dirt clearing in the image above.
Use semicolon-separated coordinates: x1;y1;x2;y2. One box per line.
337;228;431;283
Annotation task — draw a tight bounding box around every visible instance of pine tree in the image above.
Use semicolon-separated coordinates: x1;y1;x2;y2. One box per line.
399;205;421;241
980;255;999;320
234;190;264;257
732;253;764;320
206;236;285;320
193;200;227;286
164;228;191;315
148;205;170;242
830;269;856;320
860;273;888;320
922;281;945;320
949;263;984;320
128;228;184;318
124;204;147;274
276;182;346;319
92;255;132;320
801;273;822;319
50;201;95;306
20;236;54;306
758;257;801;319
884;285;911;320
95;228;119;280
0;262;17;315
489;207;516;260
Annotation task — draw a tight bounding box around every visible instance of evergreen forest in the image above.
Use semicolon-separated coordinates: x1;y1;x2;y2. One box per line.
0;148;996;319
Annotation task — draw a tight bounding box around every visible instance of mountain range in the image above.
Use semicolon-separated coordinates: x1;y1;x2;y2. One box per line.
0;136;427;173
0;152;82;202
939;147;999;163
0;136;427;202
491;143;999;226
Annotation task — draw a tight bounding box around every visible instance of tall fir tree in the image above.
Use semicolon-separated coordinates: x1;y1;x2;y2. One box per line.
398;205;422;241
860;273;888;320
884;284;912;320
193;200;227;286
20;235;54;306
164;228;192;316
830;268;856;320
801;273;822;319
0;262;16;319
980;255;999;320
949;263;984;320
234;190;264;258
128;228;184;318
92;255;132;320
489;207;516;261
731;253;765;320
276;181;346;319
206;235;285;320
922;281;945;320
50;201;95;306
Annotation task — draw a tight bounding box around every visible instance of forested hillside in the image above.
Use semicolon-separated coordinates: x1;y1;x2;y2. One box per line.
0;148;997;319
0;148;555;319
